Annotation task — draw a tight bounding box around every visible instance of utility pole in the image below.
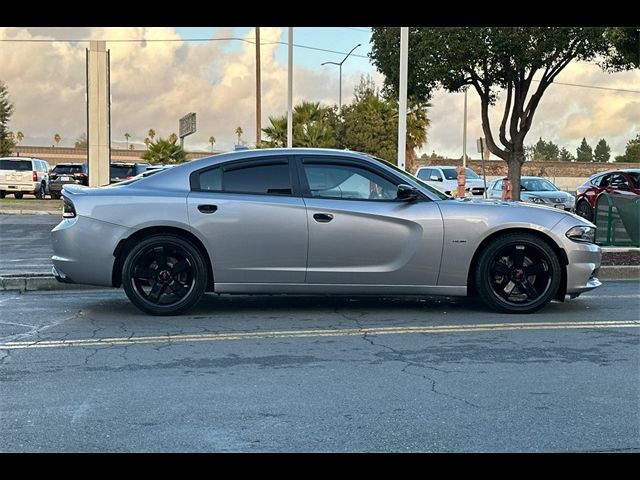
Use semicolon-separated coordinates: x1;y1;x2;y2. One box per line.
255;27;261;147
287;27;293;148
397;27;408;171
462;89;467;168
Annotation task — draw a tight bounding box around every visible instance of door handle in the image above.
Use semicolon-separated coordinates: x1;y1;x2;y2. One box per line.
313;213;334;223
197;204;218;214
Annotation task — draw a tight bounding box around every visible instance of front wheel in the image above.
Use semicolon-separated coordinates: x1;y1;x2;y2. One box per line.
122;235;208;315
575;201;593;222
35;182;46;199
475;233;562;314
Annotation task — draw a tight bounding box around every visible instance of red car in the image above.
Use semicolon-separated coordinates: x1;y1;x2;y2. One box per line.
575;168;640;221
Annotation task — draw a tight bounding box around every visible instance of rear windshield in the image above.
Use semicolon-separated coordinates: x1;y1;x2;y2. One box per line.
53;165;84;174
111;166;135;178
0;159;32;171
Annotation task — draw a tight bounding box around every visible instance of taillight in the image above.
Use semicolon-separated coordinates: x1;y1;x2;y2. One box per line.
62;196;76;218
32;171;38;181
50;173;58;179
74;173;86;178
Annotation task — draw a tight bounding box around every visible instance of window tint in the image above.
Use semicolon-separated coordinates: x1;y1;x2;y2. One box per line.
199;167;222;191
54;164;84;174
442;168;457;180
493;179;503;190
416;168;430;180
0;159;32;171
224;162;291;195
303;163;397;200
627;172;639;188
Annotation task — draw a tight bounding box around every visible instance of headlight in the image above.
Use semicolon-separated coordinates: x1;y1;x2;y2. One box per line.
566;226;596;243
528;196;545;204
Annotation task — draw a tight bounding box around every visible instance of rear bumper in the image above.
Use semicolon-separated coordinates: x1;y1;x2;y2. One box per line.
50;181;85;193
0;182;39;193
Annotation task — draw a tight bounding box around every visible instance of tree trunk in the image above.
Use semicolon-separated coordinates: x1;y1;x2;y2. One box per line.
405;147;415;173
506;147;526;201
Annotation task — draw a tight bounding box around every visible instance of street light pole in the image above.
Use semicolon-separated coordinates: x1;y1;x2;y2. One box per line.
321;43;361;112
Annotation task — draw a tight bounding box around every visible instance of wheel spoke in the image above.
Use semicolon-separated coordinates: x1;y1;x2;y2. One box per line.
513;245;525;267
524;263;547;276
519;279;538;300
168;280;188;298
492;261;510;275
133;266;156;279
148;281;163;303
153;246;167;269
171;259;190;275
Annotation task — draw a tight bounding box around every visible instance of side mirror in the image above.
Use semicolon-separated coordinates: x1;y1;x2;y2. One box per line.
397;184;419;201
430;175;440;181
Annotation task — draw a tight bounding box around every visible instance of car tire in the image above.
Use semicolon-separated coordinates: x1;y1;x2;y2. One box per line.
122;234;208;316
0;191;5;199
35;182;46;199
575;200;593;222
51;192;61;200
13;193;23;199
475;232;562;314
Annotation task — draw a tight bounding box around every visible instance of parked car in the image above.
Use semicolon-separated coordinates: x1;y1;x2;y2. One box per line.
112;165;175;186
49;163;88;199
487;176;575;211
415;166;487;196
110;162;150;183
0;157;50;199
52;148;601;316
575;169;640;221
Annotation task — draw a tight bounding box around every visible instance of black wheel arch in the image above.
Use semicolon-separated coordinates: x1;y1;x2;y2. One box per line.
112;226;214;291
466;228;567;302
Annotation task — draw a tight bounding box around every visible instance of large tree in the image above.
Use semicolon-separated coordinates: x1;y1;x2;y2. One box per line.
615;134;640;162
593;138;611;163
576;137;593;162
0;81;15;157
605;27;640;70
528;137;559;161
141;137;187;164
370;27;634;199
261;101;336;148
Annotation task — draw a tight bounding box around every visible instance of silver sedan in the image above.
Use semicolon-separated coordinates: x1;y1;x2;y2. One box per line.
51;148;601;315
487;176;575;211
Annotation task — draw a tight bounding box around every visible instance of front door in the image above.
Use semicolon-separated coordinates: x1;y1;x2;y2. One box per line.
298;157;443;286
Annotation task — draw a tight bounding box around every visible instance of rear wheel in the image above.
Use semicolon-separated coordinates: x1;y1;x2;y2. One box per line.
575;200;593;221
35;182;46;199
475;233;561;314
13;193;23;199
51;192;61;200
122;234;207;316
0;191;5;199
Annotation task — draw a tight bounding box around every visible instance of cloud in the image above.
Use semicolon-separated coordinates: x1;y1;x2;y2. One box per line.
1;27;639;158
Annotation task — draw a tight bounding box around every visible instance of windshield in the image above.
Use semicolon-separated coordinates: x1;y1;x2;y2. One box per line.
521;178;558;192
110;165;135;179
370;156;450;200
53;165;84;174
112;167;167;186
442;167;480;180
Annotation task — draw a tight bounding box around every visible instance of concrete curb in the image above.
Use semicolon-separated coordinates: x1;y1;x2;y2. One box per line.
0;209;59;215
1;267;637;292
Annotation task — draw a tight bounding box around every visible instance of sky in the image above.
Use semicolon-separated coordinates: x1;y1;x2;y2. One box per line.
1;26;638;159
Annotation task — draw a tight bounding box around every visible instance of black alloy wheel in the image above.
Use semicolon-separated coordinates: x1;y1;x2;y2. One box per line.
575;201;593;222
122;235;207;315
475;233;561;313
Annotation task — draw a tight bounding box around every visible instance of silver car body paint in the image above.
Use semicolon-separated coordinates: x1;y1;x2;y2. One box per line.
51;148;601;299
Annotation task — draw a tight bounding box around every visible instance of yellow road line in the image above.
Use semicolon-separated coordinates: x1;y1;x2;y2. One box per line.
1;320;638;350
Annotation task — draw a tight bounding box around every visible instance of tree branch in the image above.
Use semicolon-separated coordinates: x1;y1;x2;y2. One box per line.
499;78;513;149
470;74;507;160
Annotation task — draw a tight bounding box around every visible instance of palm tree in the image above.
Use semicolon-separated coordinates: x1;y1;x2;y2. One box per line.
124;132;131;149
261;101;336;148
129;144;135;150
147;129;156;141
405;101;430;173
235;126;243;144
208;136;216;152
54;133;61;147
168;133;178;144
141;137;187;164
144;137;150;149
16;131;24;145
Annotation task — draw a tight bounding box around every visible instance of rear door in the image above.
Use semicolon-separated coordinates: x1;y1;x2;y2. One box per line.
298;156;443;286
187;156;308;285
0;159;33;189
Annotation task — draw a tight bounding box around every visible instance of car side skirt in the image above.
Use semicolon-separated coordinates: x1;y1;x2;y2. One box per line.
214;283;467;296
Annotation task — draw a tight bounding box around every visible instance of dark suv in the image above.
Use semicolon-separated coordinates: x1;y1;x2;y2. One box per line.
49;163;88;199
110;162;150;183
575;168;640;221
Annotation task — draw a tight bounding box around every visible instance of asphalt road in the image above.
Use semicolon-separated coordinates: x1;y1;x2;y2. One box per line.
0;214;60;275
1;281;638;452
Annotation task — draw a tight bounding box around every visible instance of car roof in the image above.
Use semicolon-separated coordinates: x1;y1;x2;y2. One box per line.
590;168;640;178
55;162;85;166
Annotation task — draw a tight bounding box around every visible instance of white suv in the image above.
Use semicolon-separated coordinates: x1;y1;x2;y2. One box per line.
0;157;51;199
415;166;487;197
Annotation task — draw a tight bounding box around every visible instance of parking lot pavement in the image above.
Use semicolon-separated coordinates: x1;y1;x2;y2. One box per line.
0;215;60;275
0;282;638;452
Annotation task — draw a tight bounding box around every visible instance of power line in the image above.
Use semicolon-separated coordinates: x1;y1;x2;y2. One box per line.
0;36;370;59
534;79;640;94
340;27;371;33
